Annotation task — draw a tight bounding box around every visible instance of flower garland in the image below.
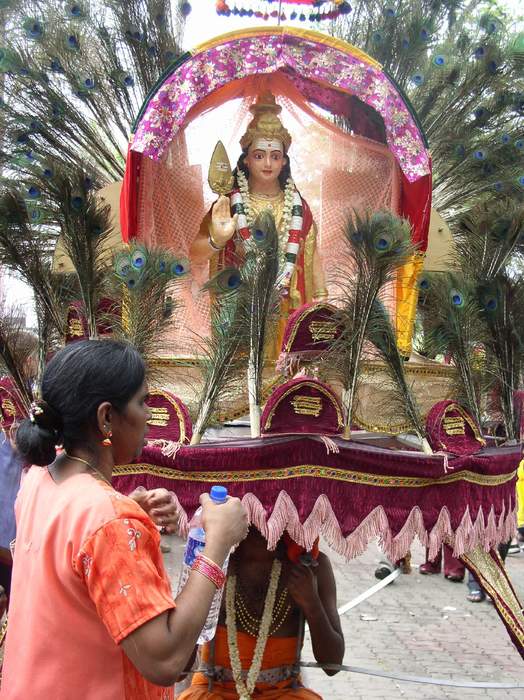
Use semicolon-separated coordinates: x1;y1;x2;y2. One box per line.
225;559;282;700
231;171;303;296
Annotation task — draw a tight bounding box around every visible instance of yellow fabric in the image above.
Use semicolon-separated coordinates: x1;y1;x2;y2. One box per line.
395;253;424;356
517;460;524;529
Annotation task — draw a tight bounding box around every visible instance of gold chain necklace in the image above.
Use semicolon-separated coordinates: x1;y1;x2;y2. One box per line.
226;559;281;700
235;586;291;637
62;450;113;487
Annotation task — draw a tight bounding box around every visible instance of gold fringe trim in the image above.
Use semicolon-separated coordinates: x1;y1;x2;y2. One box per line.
113;463;516;488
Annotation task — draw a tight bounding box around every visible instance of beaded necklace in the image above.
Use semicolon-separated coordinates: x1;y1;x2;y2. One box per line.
225;559;281;700
231;171;303;297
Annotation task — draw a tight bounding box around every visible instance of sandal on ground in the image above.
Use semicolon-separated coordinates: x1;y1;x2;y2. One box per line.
445;573;464;582
467;590;485;603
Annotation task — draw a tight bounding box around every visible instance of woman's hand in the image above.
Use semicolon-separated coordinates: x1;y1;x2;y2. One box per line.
129;487;180;534
209;195;237;248
286;562;320;613
200;492;248;552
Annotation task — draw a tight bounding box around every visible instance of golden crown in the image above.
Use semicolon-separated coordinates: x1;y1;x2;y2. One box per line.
240;92;292;152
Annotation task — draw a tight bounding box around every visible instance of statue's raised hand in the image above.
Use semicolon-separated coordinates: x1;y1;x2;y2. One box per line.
209;195;237;248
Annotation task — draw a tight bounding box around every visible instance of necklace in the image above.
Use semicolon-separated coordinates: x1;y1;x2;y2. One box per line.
226;559;281;700
62;450;113;487
231;172;303;297
235;585;291;637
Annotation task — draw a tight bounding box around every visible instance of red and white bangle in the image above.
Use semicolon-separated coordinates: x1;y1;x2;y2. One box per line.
191;553;226;589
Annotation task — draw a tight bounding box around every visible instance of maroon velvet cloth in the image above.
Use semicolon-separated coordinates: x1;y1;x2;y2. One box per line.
260;377;343;436
113;435;519;539
0;377;25;430
280;302;341;356
146;389;192;443
426;400;484;456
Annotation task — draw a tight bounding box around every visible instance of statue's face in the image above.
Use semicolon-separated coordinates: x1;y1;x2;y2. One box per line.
244;139;286;187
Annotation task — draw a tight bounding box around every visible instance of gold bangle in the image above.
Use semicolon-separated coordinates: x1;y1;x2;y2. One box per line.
208;234;223;251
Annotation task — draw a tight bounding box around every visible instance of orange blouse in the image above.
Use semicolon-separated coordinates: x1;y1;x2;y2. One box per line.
1;467;175;700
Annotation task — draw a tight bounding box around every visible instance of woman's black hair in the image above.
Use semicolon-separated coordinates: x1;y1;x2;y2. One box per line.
233;146;292;190
16;340;145;466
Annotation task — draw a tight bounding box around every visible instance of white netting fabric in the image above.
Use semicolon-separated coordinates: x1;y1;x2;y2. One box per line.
136;94;400;356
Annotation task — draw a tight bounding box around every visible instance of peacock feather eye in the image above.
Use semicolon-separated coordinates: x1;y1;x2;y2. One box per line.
23;19;44;40
501;133;511;144
384;7;397;17
401;37;410;49
26;185;41;199
115;253;132;278
126;274;140;290
418;277;430;290
131;247;147;269
411;73;424;86
374;233;392;252
71;194;84;210
433;55;446;66
158;259;167;274
450;289;464;307
474;46;486;59
66;34;80;50
474;150;486;160
171;259;189;276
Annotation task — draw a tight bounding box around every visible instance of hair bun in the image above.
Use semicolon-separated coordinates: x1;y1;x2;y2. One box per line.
29;400;62;433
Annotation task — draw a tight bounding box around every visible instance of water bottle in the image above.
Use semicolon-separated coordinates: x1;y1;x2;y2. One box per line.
177;485;230;644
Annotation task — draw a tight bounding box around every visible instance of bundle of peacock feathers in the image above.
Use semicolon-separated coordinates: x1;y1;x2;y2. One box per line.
327;210;413;438
416;271;487;431
113;243;190;365
0;300;37;411
333;2;523;221
191;213;281;444
366;299;430;451
0;187;71;374
0;1;187;382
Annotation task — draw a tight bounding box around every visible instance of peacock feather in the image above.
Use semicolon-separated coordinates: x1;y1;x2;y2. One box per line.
327;210;414;437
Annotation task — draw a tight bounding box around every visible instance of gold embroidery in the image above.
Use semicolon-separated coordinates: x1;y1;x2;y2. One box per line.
68;318;84;338
290;395;323;417
282;303;337;352
443;415;466;436
147;390;188;443
263;381;343;430
147;407;170;427
461;547;524;646
1;398;16;418
308;320;338;342
113;463;516;489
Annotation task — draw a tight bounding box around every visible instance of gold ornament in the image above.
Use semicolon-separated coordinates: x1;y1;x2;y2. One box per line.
208;140;234;195
226;559;282;700
240;92;292;152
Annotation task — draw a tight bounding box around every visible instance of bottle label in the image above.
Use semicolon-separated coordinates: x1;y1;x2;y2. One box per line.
183;536;205;567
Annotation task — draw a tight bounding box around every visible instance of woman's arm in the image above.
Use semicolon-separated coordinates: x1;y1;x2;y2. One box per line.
121;537;230;686
286;552;345;676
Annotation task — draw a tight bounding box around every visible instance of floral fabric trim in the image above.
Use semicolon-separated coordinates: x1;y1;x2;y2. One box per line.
131;30;430;183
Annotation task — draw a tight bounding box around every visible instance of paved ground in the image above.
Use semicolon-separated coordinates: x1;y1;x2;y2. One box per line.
163;536;524;700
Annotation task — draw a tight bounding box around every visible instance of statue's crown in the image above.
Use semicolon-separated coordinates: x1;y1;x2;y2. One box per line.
240;92;292;152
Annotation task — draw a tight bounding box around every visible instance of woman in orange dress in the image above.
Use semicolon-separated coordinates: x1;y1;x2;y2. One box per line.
178;528;344;699
1;339;248;700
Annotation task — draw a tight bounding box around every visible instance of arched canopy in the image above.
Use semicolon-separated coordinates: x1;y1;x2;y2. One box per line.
130;27;430;183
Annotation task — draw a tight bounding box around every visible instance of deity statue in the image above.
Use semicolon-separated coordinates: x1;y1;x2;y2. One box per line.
190;92;327;318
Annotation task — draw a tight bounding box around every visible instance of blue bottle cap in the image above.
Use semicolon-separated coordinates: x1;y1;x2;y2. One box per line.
210;485;228;503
